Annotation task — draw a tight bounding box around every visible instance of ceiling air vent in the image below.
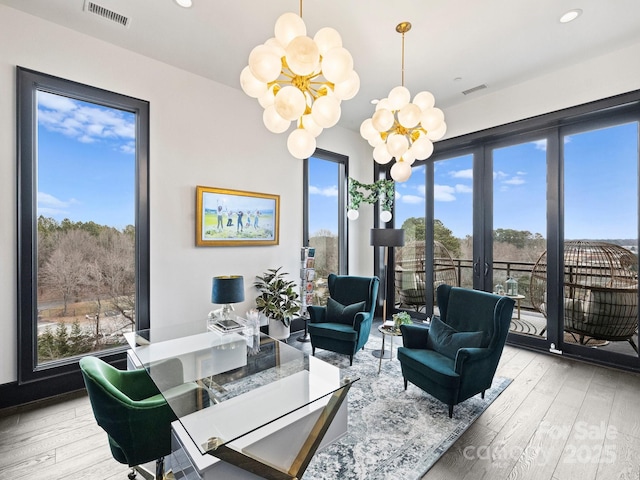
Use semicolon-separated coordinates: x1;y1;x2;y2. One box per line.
462;84;488;96
83;1;131;27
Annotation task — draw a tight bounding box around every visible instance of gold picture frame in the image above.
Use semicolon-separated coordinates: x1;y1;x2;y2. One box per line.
196;186;280;246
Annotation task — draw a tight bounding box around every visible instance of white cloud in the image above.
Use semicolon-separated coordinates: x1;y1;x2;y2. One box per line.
37;192;78;216
38;192;77;208
434;184;456;202
309;185;338;197
417;185;426;196
450;168;473;179
503;176;526;185
533;139;547;151
401;195;424;204
455;184;473;193
494;170;509;179
37;91;135;153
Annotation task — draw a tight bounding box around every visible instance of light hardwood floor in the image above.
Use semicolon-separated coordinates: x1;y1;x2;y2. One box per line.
1;344;639;479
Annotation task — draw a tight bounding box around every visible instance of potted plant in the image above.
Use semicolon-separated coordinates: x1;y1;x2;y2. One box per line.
392;311;413;331
254;267;301;340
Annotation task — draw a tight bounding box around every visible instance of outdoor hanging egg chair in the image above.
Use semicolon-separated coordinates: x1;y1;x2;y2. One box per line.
394;240;458;311
529;241;638;351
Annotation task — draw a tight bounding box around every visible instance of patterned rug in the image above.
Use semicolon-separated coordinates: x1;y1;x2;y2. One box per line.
302;337;512;480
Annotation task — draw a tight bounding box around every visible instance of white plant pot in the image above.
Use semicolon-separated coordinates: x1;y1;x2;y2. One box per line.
268;318;290;341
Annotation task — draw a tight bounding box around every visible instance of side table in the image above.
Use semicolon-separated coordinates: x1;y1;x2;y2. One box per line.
377;325;402;374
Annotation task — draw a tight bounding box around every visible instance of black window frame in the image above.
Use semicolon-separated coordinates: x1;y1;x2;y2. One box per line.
15;67;149;396
379;88;640;371
303;148;349;275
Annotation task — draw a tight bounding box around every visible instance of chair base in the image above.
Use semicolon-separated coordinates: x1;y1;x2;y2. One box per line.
128;458;168;480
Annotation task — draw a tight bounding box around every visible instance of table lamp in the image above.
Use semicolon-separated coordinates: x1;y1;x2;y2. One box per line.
211;275;245;320
370;228;405;321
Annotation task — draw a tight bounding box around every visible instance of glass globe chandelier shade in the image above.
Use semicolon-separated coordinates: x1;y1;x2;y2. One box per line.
390;161;412;182
241;11;358;159
287;128;317;160
360;21;446;183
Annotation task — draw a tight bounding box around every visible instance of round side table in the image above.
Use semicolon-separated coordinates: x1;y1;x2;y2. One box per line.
377;325;402;374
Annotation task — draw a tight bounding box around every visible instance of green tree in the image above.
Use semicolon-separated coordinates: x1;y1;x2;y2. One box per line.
53;321;70;358
38;326;56;362
434;219;461;257
400;217;461;257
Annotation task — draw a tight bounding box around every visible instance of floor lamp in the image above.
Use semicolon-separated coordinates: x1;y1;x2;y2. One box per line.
370;228;405;359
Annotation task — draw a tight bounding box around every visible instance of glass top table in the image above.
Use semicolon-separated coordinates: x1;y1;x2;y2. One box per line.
124;318;357;478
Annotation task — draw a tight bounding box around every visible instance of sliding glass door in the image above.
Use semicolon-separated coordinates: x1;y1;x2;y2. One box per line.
384;91;640;370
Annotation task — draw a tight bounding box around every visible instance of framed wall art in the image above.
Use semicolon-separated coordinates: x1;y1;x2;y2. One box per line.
196;186;280;246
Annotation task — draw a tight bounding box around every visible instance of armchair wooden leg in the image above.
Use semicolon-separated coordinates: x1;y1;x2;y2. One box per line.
403;378;408;390
349;355;353;366
481;391;485;399
448;405;454;418
312;346;316;356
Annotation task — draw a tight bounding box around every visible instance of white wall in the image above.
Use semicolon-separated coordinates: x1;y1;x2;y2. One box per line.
0;5;374;385
444;41;640;138
2;5;639;387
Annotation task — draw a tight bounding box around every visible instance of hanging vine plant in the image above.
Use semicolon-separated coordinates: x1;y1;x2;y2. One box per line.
347;177;395;222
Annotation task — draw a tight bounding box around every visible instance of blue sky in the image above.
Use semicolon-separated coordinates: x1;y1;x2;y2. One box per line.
37;91;135;230
308;157;339;235
392;122;638;240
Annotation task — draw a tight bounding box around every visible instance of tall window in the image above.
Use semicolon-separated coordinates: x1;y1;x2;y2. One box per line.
18;68;149;385
304;149;347;305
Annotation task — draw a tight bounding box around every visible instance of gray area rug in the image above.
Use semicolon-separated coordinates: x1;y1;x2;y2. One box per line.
302;336;512;480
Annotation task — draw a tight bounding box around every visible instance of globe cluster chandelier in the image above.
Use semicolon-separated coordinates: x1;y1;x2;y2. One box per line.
360;22;446;182
240;2;359;159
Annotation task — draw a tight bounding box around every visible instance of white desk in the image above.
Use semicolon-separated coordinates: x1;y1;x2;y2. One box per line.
125;322;352;480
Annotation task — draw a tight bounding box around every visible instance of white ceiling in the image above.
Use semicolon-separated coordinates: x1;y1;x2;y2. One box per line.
3;0;640;133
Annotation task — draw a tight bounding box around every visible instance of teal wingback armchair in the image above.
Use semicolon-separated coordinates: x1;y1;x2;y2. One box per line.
398;285;514;417
307;274;379;365
80;356;208;479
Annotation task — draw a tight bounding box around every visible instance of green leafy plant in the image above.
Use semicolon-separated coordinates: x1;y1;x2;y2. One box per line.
348;178;395;214
392;311;413;329
254;267;301;327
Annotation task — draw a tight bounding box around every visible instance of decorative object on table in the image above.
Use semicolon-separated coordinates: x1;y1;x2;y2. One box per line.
398;284;514;417
392;311;413;330
495;283;505;295
240;1;359;159
254;267;301;341
297;247;316;342
360;21;447;182
346;177;395;222
195;185;279;247
307;274;379;365
245;309;261;355
303;335;511;479
505;276;518;296
211;275;245;320
370;228;405;359
530;241;639;351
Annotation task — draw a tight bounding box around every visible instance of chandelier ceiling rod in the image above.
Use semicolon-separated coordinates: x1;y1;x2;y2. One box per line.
396;22;411;87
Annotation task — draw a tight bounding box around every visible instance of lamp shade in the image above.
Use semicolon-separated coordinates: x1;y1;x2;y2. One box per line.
211;275;245;304
370;228;405;247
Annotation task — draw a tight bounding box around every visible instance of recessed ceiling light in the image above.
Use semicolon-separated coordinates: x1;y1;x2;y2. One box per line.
175;0;192;8
560;9;582;23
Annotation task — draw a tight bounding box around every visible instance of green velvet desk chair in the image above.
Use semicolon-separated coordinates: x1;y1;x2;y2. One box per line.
307;274;379;365
398;284;514;417
80;356;208;479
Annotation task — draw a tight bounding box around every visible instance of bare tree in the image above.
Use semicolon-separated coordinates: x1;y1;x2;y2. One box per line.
40;230;93;315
